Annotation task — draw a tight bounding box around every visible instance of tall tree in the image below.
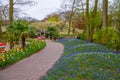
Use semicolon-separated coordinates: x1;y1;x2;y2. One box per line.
102;0;108;27
89;0;99;41
0;6;3;42
61;0;85;34
93;0;98;17
8;0;34;24
68;0;76;34
9;0;13;24
86;0;90;41
81;0;85;17
0;11;2;42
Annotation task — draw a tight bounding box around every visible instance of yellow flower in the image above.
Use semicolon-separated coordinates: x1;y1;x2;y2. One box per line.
2;52;4;55
2;58;5;62
7;56;9;60
2;55;5;58
25;49;28;52
20;48;23;52
12;53;15;56
7;55;9;60
0;56;2;60
16;48;19;51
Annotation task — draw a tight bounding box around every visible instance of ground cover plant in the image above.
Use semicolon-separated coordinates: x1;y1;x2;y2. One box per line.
42;38;120;80
0;40;46;69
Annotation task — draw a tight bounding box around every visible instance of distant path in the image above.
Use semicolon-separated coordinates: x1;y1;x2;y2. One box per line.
0;40;64;80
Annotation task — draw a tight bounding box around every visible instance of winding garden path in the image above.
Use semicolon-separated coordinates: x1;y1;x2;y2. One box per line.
0;40;64;80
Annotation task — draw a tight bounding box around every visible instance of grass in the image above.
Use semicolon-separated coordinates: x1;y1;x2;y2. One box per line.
0;40;46;69
42;38;120;80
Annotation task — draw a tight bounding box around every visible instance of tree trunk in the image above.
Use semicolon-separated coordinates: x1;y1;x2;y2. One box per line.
68;0;75;34
0;27;2;42
9;0;13;24
89;0;98;42
93;0;98;17
21;34;26;49
102;0;108;27
68;21;71;34
81;1;85;17
72;0;76;34
86;0;90;41
0;10;2;42
72;28;75;34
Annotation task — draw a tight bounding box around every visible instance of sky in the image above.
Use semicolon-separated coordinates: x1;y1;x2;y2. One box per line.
22;0;62;20
0;0;114;20
0;0;62;20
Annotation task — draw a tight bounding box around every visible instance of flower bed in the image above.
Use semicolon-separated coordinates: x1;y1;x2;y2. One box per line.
42;38;120;80
0;40;46;69
0;42;6;53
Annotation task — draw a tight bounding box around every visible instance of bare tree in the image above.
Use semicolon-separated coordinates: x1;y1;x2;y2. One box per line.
68;0;76;34
0;0;35;24
61;0;85;34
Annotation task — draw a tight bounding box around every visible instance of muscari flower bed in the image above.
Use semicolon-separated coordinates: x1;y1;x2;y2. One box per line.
0;40;46;69
42;38;120;80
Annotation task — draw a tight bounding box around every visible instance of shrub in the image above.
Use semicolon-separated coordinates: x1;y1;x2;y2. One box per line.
93;27;120;50
45;27;59;40
111;32;120;50
77;33;86;40
58;34;77;39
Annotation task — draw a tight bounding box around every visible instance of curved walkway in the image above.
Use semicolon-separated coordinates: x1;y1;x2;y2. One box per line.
0;40;64;80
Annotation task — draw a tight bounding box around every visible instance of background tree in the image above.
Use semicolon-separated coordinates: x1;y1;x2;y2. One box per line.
0;0;34;24
93;0;98;17
86;0;90;41
102;0;108;27
61;0;79;34
0;8;2;42
9;0;13;24
0;5;4;42
89;0;99;42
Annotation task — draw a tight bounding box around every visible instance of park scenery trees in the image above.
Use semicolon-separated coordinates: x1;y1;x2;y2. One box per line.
0;0;120;79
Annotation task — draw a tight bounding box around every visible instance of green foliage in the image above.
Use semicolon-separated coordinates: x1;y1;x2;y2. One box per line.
93;27;120;50
48;17;57;22
77;33;86;40
0;40;46;69
89;11;102;30
58;34;77;39
28;26;37;38
45;26;59;39
111;32;120;50
59;34;77;37
5;21;29;42
85;10;102;41
116;0;120;34
4;20;37;49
